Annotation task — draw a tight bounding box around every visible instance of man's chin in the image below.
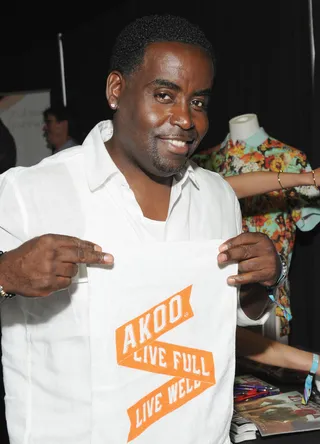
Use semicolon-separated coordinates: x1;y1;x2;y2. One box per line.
152;158;188;177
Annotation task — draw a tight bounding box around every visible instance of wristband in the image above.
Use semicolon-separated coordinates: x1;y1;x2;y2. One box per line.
0;251;16;301
302;353;320;405
265;254;292;321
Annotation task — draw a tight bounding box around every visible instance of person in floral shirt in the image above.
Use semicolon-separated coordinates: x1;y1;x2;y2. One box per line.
193;128;320;338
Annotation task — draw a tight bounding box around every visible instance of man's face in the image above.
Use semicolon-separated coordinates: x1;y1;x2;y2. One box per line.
42;114;63;148
110;41;214;177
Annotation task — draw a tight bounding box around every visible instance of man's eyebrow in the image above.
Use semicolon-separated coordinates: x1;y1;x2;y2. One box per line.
193;88;212;97
148;79;212;97
148;79;181;91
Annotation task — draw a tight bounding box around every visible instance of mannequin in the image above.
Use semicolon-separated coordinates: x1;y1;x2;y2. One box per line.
229;113;260;142
192;113;320;342
222;113;320;198
195;112;320;199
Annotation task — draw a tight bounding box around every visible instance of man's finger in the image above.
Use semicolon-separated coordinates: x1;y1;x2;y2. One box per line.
60;235;102;252
226;270;268;286
55;263;79;278
77;250;114;265
58;246;114;265
217;244;260;264
55;276;73;291
41;234;102;252
219;232;264;253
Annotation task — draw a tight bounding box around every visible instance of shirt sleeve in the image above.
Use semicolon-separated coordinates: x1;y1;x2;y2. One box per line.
236;298;271;326
0;168;27;251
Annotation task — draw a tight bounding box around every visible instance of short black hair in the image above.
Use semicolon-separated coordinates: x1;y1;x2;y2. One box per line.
43;104;81;142
109;14;215;77
43;105;71;123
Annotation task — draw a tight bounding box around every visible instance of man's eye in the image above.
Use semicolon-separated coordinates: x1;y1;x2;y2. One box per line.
192;99;206;109
155;93;172;102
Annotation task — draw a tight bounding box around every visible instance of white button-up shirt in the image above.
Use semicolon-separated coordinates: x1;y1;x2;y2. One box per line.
0;120;267;325
0;120;268;443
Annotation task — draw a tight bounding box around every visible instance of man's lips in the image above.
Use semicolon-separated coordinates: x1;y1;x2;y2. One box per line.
158;138;195;156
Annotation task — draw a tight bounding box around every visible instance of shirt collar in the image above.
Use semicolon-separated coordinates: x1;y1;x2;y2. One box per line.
83;120;199;191
222;127;269;149
83;120;120;191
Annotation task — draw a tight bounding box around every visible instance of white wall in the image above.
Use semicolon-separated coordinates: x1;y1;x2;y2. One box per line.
0;90;51;167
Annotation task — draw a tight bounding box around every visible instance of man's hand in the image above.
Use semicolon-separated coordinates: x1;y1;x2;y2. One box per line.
217;232;280;287
0;234;114;297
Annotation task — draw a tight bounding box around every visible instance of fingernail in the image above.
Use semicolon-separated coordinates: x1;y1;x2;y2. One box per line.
219;244;228;252
228;277;236;285
218;253;228;263
104;254;114;264
94;244;102;252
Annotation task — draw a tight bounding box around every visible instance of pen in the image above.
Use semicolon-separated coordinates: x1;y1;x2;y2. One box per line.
235;384;276;391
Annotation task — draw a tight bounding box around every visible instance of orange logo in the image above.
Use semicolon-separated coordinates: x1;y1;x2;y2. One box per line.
115;285;216;441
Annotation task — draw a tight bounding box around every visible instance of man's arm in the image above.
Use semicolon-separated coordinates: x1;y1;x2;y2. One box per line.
0;169;113;298
0;235;114;298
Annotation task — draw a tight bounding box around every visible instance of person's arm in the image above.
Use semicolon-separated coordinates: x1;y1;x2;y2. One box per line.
0;170;113;298
236;326;320;376
0;235;113;297
226;168;320;199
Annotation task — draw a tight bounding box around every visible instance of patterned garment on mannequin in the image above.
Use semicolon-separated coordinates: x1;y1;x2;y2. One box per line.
193;128;320;336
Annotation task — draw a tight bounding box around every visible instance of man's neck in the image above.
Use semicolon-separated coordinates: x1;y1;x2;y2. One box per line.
53;136;71;153
105;142;172;221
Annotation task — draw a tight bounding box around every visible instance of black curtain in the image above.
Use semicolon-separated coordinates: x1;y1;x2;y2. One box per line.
289;0;320;353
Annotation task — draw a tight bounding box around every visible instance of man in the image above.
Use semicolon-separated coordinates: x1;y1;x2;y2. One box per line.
0;15;282;444
43;104;79;154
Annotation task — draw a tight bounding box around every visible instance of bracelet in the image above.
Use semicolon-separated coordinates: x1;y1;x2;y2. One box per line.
265;254;292;321
0;251;16;300
302;353;320;405
311;170;318;188
265;253;288;290
277;170;285;189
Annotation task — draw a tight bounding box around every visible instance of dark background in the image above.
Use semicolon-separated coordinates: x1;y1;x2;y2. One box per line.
1;0;320;442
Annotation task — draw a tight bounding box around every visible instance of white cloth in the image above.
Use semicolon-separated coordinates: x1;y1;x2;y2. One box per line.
0;120;268;443
87;241;237;444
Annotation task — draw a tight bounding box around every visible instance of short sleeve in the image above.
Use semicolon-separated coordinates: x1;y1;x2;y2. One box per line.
236;299;271;326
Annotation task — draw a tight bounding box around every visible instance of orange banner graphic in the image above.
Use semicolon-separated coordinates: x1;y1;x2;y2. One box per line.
120;341;215;384
116;286;194;362
115;285;216;442
127;377;210;442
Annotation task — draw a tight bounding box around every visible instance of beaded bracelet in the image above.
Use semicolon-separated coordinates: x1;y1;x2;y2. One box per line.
277;170;285;189
0;251;16;300
311;170;319;189
302;353;319;405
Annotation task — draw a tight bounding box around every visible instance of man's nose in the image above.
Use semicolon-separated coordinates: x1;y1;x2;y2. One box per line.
169;102;195;130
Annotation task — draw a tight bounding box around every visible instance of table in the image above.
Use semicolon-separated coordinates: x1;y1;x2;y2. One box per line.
237;376;320;443
242;429;320;443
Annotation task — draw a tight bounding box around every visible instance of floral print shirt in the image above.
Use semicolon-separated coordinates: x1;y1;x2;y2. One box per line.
192;127;320;336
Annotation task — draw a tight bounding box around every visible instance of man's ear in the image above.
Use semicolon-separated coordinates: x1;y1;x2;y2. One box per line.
106;71;124;110
58;119;68;135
